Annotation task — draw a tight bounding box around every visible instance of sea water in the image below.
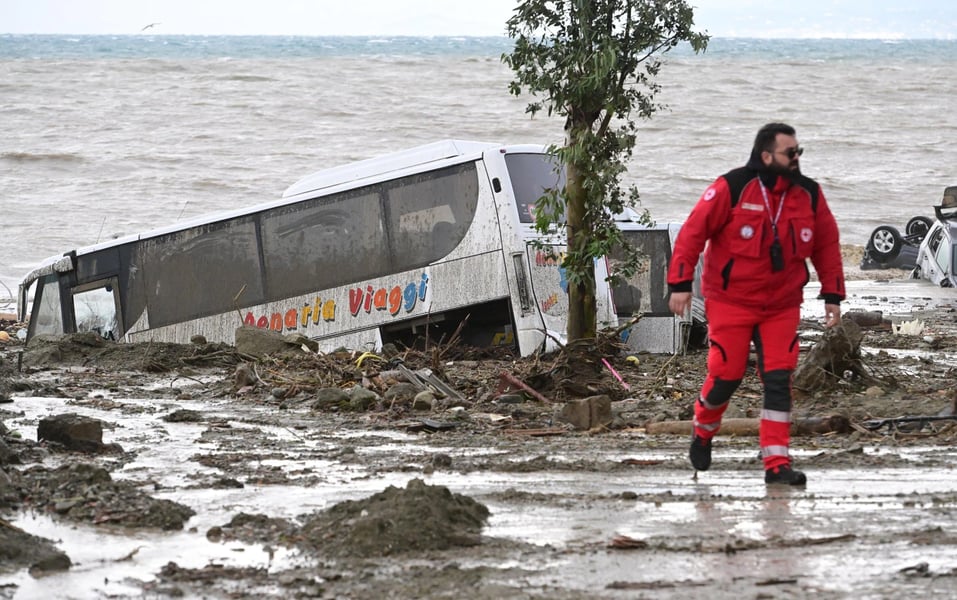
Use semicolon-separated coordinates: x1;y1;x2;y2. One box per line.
2;35;956;301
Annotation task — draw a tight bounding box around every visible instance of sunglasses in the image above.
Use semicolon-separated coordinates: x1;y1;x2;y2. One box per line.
776;146;804;159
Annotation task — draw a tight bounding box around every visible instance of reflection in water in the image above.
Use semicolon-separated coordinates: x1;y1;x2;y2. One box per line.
688;481;804;584
760;485;796;540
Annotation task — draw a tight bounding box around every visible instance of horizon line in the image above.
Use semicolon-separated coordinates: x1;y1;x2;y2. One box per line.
2;32;956;41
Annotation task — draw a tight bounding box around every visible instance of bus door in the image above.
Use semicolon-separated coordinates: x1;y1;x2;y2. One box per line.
525;241;570;347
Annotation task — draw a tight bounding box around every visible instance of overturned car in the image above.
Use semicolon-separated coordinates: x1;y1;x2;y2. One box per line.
860;185;957;287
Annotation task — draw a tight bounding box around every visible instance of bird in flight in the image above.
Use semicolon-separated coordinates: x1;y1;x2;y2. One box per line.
141;23;161;31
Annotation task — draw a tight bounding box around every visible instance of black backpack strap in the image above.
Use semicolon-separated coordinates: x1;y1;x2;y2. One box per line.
792;173;820;213
722;167;819;213
721;167;757;209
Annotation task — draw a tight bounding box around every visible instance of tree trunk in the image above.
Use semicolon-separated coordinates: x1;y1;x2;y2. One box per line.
565;124;597;342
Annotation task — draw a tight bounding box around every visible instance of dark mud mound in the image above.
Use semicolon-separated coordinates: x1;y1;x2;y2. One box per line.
299;478;489;557
16;462;195;530
0;347;19;402
21;333;241;372
207;512;297;545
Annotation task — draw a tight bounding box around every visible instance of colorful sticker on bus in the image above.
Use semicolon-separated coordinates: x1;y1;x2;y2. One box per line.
243;273;429;333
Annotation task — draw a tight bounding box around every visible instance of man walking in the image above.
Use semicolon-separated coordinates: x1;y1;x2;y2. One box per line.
667;123;845;485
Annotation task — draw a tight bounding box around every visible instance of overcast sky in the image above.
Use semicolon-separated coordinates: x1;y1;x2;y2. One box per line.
2;0;955;39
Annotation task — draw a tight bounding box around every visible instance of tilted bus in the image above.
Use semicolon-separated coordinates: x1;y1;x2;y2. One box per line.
18;140;700;356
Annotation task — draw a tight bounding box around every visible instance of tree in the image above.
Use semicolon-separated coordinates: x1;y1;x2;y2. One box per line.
503;0;708;342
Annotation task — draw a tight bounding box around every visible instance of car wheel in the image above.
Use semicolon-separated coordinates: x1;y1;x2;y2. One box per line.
905;216;933;239
868;225;903;261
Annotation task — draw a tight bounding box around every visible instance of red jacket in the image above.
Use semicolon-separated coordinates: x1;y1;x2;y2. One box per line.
668;167;845;310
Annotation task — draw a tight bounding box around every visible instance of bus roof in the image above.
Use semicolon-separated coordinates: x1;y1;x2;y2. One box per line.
282;140;501;200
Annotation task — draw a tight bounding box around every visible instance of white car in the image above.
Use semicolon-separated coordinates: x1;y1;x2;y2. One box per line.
912;186;957;288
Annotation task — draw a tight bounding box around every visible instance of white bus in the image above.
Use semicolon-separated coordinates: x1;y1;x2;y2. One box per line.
19;140;699;356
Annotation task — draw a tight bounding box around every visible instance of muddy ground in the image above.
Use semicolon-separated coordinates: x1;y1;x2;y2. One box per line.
1;260;957;599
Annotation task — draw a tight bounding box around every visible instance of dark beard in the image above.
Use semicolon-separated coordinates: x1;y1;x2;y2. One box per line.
759;161;801;188
764;162;802;181
767;161;800;176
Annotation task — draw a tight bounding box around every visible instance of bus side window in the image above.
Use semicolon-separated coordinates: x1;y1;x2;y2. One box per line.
261;190;388;301
386;163;478;265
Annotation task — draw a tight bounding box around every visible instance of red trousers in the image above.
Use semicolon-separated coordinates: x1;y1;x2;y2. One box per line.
693;299;801;470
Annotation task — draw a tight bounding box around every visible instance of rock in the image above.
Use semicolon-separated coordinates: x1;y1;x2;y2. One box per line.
844;310;887;328
162;409;203;423
283;333;319;353
0;437;19;466
234;363;257;388
558;395;612;430
211;477;244;489
349;386;380;411
384;382;419;406
311;387;350;411
234;326;295;358
412;390;434;411
431;453;453;468
37;413;108;453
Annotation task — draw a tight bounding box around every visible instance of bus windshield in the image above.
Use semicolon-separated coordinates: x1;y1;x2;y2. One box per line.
504;153;565;224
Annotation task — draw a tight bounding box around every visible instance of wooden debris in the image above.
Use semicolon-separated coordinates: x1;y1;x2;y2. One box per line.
621;458;663;466
497;371;553;403
609;534;648;549
794;320;867;392
502;427;567;437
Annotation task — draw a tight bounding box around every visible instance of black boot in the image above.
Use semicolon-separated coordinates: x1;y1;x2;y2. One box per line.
765;464;807;486
689;435;712;471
